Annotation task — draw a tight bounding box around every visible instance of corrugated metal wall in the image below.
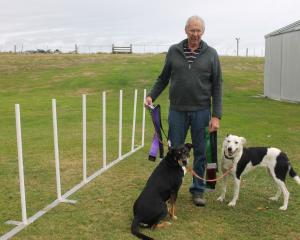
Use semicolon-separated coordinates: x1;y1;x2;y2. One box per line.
264;30;300;102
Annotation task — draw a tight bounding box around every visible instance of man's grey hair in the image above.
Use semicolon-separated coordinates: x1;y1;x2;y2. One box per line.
185;15;205;32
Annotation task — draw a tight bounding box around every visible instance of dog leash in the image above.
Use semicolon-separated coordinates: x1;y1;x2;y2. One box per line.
187;164;234;182
147;104;171;161
148;104;170;148
147;104;233;183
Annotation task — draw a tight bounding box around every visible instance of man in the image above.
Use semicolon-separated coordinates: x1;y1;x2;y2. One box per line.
145;15;223;206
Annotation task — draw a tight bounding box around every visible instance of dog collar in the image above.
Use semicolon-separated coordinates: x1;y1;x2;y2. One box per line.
224;151;234;160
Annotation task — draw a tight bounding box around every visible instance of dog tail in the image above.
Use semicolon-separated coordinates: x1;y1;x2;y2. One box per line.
289;166;300;185
131;217;154;240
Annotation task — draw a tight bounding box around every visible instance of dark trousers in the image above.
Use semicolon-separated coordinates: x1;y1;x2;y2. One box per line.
168;109;210;194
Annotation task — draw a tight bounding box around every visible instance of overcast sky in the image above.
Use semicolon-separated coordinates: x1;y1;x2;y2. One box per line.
0;0;299;55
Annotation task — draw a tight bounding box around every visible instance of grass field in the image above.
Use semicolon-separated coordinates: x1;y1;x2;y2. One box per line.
0;53;300;240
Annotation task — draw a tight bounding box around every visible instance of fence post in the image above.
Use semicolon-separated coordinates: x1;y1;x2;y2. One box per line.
52;99;62;200
102;92;107;168
82;94;87;182
15;104;28;225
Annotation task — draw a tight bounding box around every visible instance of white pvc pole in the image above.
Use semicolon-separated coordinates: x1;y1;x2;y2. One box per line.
118;90;123;159
52;99;62;200
131;89;138;151
141;89;146;147
82;94;87;182
15;104;28;225
102;92;107;168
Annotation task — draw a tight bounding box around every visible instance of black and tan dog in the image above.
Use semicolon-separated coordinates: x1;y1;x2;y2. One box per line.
131;143;193;240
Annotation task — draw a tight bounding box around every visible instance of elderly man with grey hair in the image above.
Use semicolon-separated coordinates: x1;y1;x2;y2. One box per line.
145;15;223;206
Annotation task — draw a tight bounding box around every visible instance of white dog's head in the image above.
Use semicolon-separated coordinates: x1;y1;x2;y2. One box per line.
222;134;246;159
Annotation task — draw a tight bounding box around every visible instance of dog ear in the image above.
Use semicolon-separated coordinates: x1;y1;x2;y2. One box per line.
185;143;193;150
168;146;175;154
240;137;246;145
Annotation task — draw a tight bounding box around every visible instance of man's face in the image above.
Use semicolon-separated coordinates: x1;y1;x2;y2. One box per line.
185;20;204;46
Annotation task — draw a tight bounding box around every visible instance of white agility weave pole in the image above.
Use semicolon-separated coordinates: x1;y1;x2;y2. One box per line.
119;90;123;159
52;99;62;200
131;89;138;151
141;89;146;147
52;100;76;205
15;104;28;225
102;91;107;168
3;105;28;236
1;89;146;240
82;94;87;182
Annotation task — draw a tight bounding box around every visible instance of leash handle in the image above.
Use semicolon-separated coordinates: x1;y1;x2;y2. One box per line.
148;104;169;147
147;104;155;110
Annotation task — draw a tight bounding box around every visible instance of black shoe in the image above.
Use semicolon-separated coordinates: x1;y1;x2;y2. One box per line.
193;193;206;207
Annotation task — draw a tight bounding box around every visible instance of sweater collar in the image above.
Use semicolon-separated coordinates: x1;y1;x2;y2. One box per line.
180;39;208;53
183;39;202;50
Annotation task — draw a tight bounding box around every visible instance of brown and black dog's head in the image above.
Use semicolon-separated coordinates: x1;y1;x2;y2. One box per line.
167;143;193;167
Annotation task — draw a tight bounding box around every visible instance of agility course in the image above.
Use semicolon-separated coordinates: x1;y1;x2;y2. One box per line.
0;54;300;239
1;89;146;239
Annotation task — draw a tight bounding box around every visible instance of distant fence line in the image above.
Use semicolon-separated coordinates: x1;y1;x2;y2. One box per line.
0;43;265;57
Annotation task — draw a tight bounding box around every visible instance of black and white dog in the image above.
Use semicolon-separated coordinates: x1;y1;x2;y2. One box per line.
131;143;193;240
217;134;300;210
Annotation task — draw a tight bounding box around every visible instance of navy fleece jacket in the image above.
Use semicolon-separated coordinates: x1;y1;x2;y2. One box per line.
148;39;223;119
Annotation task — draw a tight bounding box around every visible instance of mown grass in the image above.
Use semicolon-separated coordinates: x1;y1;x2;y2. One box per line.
0;53;300;240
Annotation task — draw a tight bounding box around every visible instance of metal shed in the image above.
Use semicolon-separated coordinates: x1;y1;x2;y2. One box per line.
264;20;300;102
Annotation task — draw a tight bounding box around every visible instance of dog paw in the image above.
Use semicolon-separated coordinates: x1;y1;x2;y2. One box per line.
279;205;287;211
171;215;178;220
217;196;225;202
269;196;279;201
159;221;172;228
155;221;172;229
228;201;236;207
182;166;187;175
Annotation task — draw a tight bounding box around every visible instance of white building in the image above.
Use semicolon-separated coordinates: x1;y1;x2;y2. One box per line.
264;20;300;102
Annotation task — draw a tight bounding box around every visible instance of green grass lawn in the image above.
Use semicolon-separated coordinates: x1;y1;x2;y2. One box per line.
0;53;300;240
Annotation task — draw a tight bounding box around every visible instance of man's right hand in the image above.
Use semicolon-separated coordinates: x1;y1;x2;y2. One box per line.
144;96;153;108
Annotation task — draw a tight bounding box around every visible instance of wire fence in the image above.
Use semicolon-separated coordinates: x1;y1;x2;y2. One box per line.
0;43;265;57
